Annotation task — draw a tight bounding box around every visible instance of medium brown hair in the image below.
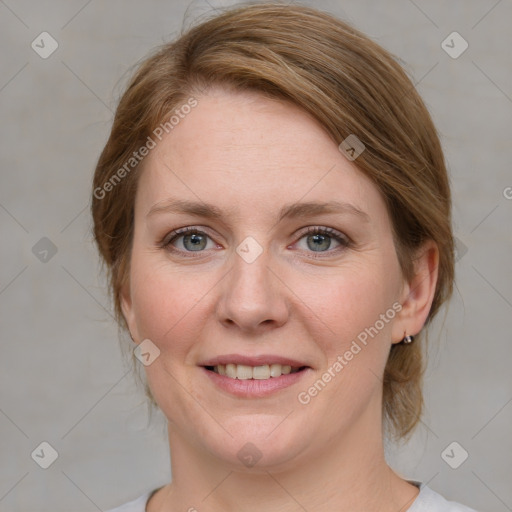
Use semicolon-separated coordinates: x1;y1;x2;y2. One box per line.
92;2;454;440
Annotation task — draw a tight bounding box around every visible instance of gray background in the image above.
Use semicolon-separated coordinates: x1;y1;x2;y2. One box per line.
1;0;511;511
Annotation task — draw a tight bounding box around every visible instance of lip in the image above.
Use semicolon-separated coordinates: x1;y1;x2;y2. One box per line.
201;366;312;398
198;354;310;368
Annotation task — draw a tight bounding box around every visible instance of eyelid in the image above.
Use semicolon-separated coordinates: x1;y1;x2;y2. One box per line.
292;226;351;257
161;225;349;242
295;225;350;243
160;226;218;254
160;226;212;246
160;224;351;256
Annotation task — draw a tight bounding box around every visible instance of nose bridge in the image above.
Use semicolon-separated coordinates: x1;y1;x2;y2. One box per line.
216;235;288;330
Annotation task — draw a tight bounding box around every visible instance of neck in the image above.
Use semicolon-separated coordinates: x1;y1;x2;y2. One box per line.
149;395;419;512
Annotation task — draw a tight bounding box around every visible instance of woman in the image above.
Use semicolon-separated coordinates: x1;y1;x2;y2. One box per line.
92;3;477;511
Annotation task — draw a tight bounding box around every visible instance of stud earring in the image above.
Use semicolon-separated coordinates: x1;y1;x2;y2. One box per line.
402;331;414;344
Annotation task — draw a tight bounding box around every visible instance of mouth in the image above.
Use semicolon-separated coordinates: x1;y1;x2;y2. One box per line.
203;363;309;380
199;355;312;397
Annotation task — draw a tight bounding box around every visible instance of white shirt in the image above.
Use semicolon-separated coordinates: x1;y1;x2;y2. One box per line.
105;480;479;511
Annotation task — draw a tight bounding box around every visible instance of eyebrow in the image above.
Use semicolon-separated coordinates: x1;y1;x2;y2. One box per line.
147;198;370;224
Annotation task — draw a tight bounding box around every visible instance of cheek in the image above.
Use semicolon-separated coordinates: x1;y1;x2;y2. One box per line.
129;251;215;351
128;252;216;418
296;249;402;420
300;257;400;358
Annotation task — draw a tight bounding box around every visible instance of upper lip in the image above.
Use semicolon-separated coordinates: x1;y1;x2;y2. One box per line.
199;354;311;368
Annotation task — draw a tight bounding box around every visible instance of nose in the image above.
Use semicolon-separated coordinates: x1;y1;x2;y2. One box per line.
216;244;290;333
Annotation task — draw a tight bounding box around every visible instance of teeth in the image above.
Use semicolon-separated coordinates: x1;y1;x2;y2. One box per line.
270;363;282;377
253;365;270;380
236;364;253;380
226;363;237;379
212;363;298;379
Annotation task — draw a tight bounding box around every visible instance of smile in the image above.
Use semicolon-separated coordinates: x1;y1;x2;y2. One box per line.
201;362;311;397
206;363;305;380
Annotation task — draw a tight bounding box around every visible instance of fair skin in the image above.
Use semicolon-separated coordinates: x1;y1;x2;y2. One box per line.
121;87;439;512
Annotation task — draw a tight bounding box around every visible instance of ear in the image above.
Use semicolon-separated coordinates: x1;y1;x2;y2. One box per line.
391;239;439;344
120;280;139;344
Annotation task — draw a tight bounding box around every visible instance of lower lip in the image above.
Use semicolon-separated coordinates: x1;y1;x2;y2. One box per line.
201;367;311;398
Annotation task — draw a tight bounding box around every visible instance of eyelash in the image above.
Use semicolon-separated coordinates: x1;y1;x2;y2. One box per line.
159;226;351;259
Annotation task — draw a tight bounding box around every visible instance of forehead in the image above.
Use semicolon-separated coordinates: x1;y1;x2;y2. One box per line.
136;88;387;226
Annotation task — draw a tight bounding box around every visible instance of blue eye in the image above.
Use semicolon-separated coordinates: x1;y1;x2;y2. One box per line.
296;227;350;254
162;226;350;257
164;227;213;252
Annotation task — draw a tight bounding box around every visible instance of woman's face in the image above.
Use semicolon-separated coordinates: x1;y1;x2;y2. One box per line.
122;87;415;470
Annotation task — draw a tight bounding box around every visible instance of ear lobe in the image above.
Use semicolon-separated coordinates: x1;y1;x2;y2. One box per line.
391;240;439;344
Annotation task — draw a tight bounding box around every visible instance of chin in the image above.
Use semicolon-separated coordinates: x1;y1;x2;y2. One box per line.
198;414;315;472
